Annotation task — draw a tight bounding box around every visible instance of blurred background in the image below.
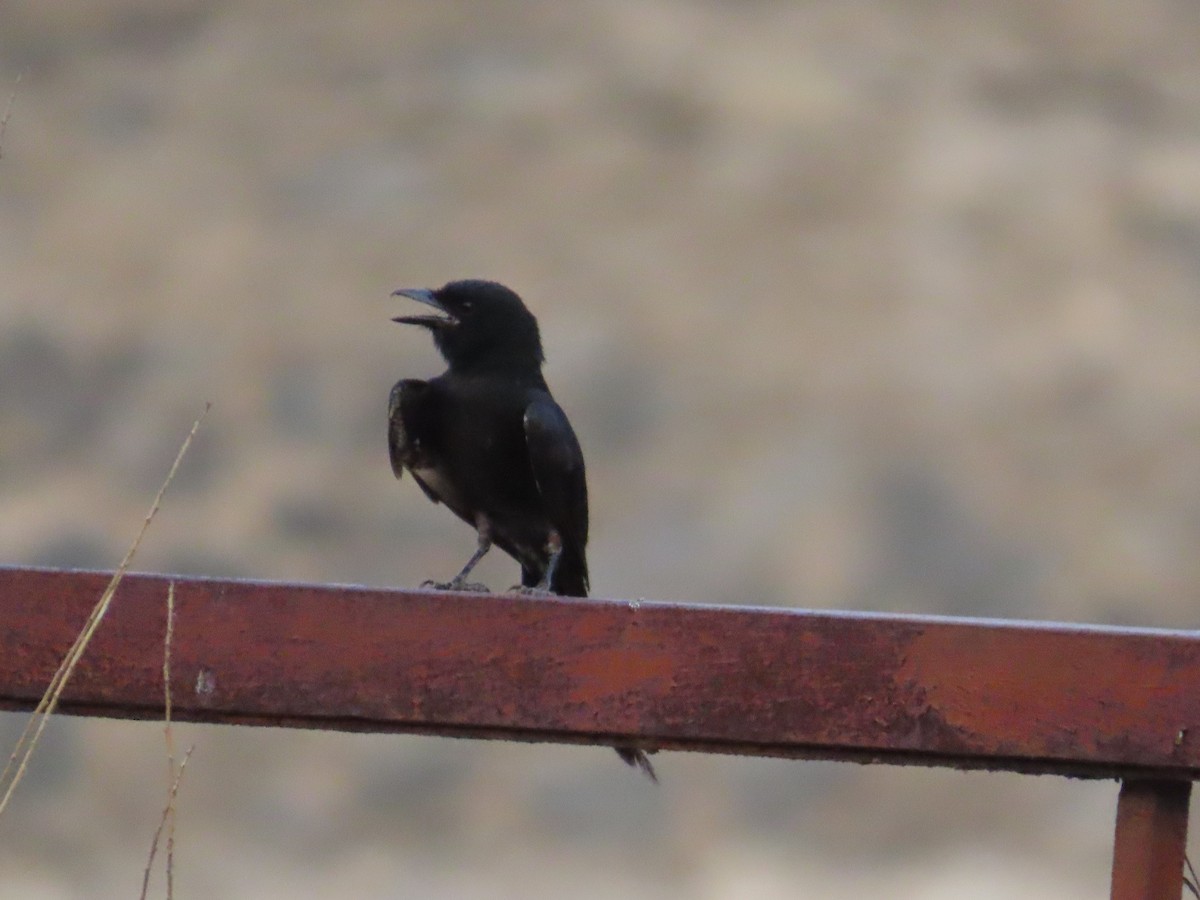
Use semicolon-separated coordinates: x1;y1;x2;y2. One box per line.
1;0;1199;896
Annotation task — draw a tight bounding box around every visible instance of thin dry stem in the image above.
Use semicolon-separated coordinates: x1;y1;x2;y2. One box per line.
163;582;177;775
0;70;23;160
0;403;211;818
138;581;191;900
163;582;179;899
139;745;194;900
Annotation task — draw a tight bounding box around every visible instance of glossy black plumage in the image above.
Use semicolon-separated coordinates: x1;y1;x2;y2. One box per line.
388;280;588;596
388;279;654;779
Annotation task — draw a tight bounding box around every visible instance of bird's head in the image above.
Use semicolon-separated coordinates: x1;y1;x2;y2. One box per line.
392;280;545;373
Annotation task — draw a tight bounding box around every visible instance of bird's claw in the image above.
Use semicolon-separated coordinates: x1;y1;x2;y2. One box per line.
421;579;491;593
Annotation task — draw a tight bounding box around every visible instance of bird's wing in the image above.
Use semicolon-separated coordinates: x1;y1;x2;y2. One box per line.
389;378;452;507
523;393;589;546
387;381;409;479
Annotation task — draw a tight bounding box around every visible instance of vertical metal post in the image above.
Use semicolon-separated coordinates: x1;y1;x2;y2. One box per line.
1111;779;1192;900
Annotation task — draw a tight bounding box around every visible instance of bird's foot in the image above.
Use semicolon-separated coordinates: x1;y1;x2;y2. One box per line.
506;584;556;598
421;579;491;593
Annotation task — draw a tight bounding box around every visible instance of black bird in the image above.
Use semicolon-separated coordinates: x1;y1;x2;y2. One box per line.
388;279;655;780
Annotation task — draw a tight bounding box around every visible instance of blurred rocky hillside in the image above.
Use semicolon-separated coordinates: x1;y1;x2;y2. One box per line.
1;1;1199;897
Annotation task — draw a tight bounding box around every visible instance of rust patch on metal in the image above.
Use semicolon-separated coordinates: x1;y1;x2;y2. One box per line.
898;620;1200;769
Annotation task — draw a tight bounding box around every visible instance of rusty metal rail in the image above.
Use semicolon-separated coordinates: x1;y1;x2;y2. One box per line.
0;566;1196;897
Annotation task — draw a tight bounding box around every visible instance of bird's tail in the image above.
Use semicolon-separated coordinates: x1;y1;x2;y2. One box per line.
616;746;658;782
550;542;589;597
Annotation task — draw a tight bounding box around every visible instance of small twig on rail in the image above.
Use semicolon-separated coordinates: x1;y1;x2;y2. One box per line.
163;581;180;899
139;581;191;900
0;403;211;818
163;582;177;765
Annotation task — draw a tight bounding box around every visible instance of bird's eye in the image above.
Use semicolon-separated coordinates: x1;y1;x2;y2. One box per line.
461;300;473;311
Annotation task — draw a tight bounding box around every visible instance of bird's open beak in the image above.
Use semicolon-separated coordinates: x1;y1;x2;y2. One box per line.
391;288;457;328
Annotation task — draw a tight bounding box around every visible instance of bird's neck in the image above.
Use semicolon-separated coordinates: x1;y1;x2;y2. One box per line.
445;356;546;382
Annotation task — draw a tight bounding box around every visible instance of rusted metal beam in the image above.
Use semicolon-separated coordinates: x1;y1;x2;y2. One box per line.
1110;779;1191;900
2;565;1200;778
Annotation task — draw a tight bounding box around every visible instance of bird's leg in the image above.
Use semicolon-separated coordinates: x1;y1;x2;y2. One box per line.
535;531;563;592
421;516;492;592
449;530;492;589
